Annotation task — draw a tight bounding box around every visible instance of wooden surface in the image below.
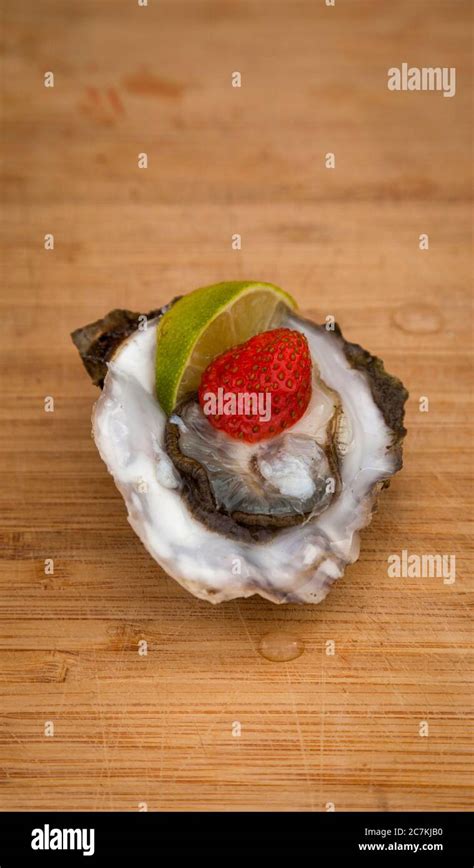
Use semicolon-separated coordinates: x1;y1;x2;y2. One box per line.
1;0;472;812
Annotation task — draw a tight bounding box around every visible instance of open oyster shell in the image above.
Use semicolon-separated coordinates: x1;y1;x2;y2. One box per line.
72;302;408;605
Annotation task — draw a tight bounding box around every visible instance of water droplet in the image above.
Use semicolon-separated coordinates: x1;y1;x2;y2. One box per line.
258;631;304;662
392;304;443;335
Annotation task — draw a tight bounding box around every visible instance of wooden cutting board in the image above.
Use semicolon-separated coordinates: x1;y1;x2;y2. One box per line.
1;0;472;811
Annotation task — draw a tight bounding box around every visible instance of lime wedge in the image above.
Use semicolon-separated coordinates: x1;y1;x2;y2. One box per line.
155;281;296;415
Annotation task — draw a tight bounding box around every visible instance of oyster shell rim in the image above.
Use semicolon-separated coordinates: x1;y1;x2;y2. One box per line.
71;304;178;388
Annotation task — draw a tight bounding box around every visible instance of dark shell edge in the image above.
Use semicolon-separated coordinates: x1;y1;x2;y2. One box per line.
71;304;177;388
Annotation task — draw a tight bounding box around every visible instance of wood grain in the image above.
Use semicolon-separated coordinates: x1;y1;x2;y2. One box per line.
0;0;472;811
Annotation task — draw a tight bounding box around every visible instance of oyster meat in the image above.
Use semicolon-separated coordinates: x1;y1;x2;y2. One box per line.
72;291;408;604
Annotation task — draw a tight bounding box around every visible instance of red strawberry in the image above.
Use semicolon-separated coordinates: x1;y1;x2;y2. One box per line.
198;328;312;443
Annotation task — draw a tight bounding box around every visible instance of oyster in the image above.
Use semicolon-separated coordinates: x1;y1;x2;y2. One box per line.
72;293;408;605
